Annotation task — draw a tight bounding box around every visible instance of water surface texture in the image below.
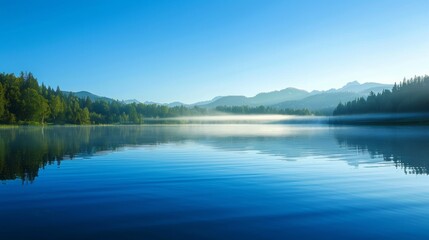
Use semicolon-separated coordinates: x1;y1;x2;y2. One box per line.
1;125;429;239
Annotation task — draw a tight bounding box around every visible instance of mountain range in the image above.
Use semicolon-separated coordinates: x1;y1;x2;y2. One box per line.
192;81;392;113
65;81;393;114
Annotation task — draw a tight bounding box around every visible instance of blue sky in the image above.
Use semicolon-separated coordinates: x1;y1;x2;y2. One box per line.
1;0;428;103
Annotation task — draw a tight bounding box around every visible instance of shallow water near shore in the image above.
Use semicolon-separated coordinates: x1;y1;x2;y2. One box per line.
1;124;429;239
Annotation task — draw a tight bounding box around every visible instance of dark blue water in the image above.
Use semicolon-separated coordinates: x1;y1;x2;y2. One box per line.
1;125;429;239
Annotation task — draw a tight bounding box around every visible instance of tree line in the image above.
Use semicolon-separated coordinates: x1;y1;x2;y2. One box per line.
0;72;315;125
333;75;429;115
0;72;209;124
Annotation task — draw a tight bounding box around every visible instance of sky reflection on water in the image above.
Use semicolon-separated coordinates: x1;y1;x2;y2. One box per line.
1;125;429;239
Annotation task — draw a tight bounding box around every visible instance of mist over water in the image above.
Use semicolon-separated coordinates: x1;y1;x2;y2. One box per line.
160;115;327;124
330;112;429;124
162;113;429;125
1;124;429;239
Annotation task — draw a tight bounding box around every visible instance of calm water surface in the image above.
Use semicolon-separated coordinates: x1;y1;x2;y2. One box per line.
1;124;429;239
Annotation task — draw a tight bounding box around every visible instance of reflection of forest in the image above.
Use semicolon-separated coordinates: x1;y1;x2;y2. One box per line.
0;125;324;182
0;126;191;182
335;127;429;175
1;125;429;182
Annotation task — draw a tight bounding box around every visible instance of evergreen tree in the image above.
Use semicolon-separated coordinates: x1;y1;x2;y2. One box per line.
80;107;91;124
49;95;65;123
0;82;5;119
334;75;429;115
20;89;50;123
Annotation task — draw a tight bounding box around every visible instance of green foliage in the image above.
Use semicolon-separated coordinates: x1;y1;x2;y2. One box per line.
0;72;314;125
0;82;5;119
81;108;91;125
21;89;50;123
333;75;429;115
0;72;208;125
49;95;65;122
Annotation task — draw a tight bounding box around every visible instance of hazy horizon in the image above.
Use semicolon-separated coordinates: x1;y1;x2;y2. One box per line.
64;79;393;105
1;0;428;103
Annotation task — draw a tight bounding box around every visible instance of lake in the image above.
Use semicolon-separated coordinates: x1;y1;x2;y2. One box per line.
1;124;429;239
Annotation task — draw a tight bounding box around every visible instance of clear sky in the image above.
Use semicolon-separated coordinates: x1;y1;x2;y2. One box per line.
1;0;428;103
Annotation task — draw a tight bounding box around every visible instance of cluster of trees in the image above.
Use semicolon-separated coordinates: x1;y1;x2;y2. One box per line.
0;72;207;125
215;105;312;115
1;72;60;124
0;72;321;125
334;75;429;115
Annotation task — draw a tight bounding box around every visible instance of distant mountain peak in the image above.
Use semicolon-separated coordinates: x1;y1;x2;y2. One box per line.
62;90;115;103
344;80;360;86
64;79;393;112
337;81;392;93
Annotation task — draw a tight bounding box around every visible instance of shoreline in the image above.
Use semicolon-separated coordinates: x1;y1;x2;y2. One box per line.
2;113;429;127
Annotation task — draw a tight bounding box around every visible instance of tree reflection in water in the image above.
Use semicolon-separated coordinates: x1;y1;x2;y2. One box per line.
1;125;429;182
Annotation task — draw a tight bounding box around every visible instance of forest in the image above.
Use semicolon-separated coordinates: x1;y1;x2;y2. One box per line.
0;72;209;124
0;72;312;125
333;75;429;115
